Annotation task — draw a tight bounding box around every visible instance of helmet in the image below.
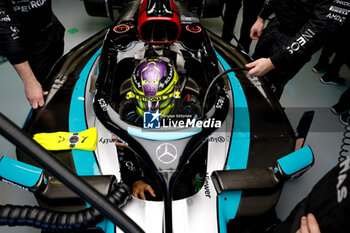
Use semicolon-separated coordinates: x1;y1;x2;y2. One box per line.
127;58;180;117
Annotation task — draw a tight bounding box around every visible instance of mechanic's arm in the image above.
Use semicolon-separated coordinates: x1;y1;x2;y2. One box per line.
247;0;350;77
247;0;277;74
250;0;277;40
0;4;47;109
296;213;321;233
250;17;265;40
13;62;48;109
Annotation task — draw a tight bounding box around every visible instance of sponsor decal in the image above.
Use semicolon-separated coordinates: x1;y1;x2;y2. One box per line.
13;0;48;12
57;136;65;143
125;161;137;171
209;136;226;143
156;143;178;164
99;138;118;144
335;0;350;7
337;156;349;203
216;97;225;109
204;174;211;198
0;13;11;22
326;12;347;22
286;29;315;54
55;133;84;148
326;2;349;22
10;26;19;40
98;137;129;146
329;5;349;15
133;74;142;88
81;136;88;143
113;24;130;33
98;98;108;112
143;110;161;129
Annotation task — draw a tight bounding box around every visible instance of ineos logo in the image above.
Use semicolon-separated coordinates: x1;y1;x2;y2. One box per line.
156;143;177;164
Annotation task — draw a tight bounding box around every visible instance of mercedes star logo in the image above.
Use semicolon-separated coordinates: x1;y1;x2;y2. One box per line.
156;143;178;164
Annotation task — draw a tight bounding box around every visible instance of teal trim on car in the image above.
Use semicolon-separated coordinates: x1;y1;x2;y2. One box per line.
69;48;115;232
215;51;250;233
127;126;202;141
277;146;313;175
69;48;102;176
0;156;43;188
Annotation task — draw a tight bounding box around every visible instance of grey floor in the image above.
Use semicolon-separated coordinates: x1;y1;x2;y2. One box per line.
0;1;349;232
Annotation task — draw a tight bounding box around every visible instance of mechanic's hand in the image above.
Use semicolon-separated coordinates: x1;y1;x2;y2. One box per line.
133;180;156;200
24;79;48;109
250;17;265;40
246;58;275;77
296;213;321;233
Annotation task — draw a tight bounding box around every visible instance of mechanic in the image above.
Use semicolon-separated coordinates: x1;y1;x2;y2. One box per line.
221;0;265;53
116;58;205;200
0;0;65;109
246;0;350;99
271;155;350;233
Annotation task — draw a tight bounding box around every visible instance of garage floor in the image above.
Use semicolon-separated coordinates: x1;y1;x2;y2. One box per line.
0;0;349;232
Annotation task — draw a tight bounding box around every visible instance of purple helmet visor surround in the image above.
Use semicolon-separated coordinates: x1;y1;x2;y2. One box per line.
139;60;167;96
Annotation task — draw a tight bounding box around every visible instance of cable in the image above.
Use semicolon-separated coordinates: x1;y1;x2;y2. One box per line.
202;67;249;111
0;182;130;232
339;119;350;162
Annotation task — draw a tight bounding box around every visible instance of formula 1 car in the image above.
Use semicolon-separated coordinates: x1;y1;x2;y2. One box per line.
0;0;315;233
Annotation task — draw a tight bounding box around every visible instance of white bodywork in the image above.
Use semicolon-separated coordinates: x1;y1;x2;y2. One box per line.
84;49;234;233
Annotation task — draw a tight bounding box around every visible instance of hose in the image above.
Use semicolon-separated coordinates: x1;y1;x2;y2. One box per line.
202;67;249;111
339;119;350;162
0;182;130;232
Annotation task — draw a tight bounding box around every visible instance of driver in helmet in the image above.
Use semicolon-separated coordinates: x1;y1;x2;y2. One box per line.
116;58;204;200
120;58;200;125
127;58;180;117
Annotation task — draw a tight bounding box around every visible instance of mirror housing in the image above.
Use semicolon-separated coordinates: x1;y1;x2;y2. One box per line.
211;146;314;194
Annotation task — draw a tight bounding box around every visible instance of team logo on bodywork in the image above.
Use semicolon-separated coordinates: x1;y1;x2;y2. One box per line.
156;143;177;164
